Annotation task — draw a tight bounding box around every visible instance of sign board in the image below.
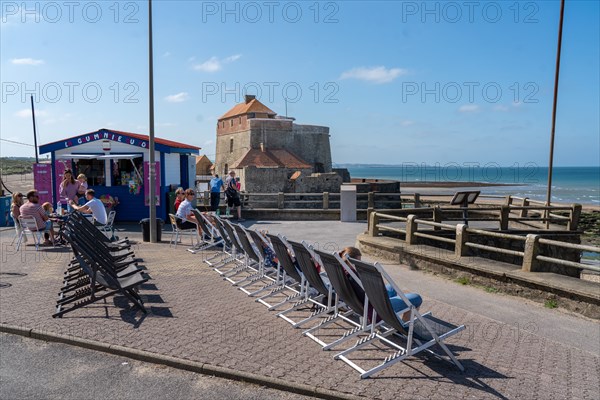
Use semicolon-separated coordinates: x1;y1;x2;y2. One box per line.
33;163;53;205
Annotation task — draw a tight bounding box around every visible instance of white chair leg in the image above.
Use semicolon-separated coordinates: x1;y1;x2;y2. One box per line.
15;232;24;251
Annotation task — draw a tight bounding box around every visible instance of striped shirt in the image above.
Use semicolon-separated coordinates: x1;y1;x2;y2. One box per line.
20;202;47;230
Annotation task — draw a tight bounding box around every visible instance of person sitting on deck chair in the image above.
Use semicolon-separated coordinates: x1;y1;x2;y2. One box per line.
340;247;423;321
175;188;204;237
70;189;108;226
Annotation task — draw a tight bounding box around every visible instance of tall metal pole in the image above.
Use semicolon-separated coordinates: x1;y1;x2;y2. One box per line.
545;0;565;220
30;96;39;163
148;0;157;242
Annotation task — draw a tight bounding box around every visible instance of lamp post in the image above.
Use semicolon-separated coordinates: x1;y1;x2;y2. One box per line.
148;0;157;242
545;0;565;228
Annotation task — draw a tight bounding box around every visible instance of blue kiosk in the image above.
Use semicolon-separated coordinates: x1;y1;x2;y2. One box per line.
38;129;200;222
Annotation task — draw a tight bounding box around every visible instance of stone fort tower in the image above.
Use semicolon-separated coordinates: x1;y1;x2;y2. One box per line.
215;95;342;193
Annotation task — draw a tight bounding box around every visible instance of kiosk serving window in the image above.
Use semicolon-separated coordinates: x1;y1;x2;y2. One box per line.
112;156;143;186
76;158;106;186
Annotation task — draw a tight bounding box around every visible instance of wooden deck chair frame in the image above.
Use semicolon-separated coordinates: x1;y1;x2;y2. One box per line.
168;213;198;248
335;258;465;378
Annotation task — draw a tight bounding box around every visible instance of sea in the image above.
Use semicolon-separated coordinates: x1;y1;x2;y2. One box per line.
344;165;600;205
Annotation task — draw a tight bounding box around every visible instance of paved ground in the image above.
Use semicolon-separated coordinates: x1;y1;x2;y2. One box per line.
1;220;599;400
0;333;314;400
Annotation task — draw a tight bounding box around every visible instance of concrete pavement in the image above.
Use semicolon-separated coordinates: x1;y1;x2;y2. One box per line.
1;220;599;399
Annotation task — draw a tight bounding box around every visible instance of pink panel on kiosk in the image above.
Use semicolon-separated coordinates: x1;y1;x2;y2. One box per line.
33;163;53;204
54;159;70;204
143;162;161;206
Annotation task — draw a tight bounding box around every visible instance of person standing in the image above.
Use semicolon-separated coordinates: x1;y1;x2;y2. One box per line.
70;189;107;225
209;174;224;212
76;174;88;205
10;192;27;243
59;169;80;212
225;171;243;221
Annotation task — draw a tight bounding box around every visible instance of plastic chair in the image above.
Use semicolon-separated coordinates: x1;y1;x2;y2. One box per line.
168;214;197;248
15;216;44;251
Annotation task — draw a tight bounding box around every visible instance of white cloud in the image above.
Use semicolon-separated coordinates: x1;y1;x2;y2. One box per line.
458;104;480;113
340;66;407;84
193;54;242;72
224;54;241;63
165;92;189;103
162;51;171;58
401;120;415;127
11;58;44;66
493;105;509;112
158;122;176;127
15;109;48;118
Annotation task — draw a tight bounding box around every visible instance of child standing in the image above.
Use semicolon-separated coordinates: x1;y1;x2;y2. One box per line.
77;174;88;205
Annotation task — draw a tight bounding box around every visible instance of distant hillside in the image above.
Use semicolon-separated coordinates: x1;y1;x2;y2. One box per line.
0;157;36;175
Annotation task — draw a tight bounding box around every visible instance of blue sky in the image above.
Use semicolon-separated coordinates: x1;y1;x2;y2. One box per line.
1;0;598;167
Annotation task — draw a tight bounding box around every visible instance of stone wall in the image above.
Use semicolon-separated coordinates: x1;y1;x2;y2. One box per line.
293;172;343;193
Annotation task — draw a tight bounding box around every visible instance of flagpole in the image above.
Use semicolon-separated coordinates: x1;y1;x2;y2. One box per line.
148;0;157;242
545;0;565;228
30;96;39;163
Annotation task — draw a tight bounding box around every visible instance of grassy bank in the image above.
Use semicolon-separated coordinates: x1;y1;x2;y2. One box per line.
0;157;36;175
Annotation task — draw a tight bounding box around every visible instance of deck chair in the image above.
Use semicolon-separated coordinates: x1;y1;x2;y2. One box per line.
54;233;148;318
255;234;304;310
69;212;131;250
15;216;44;251
306;249;372;350
336;258;465;378
229;223;266;289
242;229;283;296
188;210;224;253
168;213;198;248
277;240;333;327
203;215;238;268
217;220;256;281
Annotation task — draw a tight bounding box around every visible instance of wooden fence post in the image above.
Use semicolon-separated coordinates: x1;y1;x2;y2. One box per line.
323;192;329;210
568;203;582;231
499;205;510;230
414;193;421;208
520;197;529;218
406;214;417;245
368;211;379;237
455;223;468;257
368;192;374;209
277;192;284;209
504;195;513;206
433;206;442;231
522;234;541;272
